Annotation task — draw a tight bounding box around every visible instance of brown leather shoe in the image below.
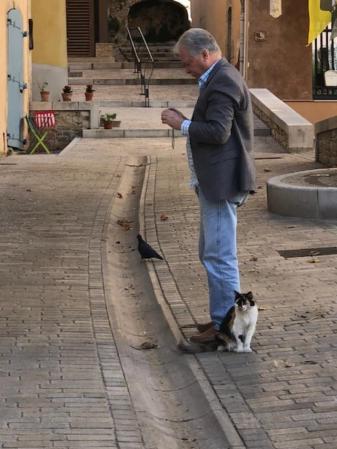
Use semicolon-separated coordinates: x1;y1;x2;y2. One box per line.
196;321;213;333
190;326;219;343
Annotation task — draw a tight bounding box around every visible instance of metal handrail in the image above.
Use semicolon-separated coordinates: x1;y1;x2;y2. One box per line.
126;26;155;107
126;26;141;74
137;27;154;64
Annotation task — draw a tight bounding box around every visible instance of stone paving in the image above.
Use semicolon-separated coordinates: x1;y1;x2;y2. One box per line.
141;135;337;449
2;124;337;449
0;148;146;449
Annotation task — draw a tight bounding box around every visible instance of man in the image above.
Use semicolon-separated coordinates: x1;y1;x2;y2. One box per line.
161;28;255;344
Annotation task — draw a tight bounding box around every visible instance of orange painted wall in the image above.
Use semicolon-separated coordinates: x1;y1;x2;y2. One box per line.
190;0;241;65
286;101;337;123
247;0;312;100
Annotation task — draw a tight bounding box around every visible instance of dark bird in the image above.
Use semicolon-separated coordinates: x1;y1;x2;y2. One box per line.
137;234;163;260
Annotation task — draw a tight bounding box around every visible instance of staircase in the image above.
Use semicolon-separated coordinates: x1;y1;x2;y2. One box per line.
67;40;270;139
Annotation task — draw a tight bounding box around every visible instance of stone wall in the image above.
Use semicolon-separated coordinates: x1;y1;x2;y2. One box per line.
315;117;337;166
108;0;138;44
29;102;94;152
128;1;189;42
253;105;288;149
107;0;189;45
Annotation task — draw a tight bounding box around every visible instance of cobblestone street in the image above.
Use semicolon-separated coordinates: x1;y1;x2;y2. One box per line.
0;126;336;449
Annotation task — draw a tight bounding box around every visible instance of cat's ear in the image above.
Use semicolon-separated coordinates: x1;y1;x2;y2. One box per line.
246;291;253;300
234;291;241;300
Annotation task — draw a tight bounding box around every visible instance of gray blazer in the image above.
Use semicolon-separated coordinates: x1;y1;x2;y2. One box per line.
189;58;256;202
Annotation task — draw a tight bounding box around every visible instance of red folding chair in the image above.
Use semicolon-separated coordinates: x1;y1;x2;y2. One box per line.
26;110;56;154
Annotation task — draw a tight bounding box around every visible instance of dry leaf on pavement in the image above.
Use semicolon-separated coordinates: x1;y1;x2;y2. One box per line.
117;219;133;231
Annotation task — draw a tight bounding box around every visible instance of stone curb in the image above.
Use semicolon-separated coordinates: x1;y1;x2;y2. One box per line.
138;156;246;449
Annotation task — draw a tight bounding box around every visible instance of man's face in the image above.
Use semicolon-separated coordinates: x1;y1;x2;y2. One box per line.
179;46;209;79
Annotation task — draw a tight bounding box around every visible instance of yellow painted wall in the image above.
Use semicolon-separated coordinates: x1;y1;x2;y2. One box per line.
31;0;67;69
190;0;241;65
0;0;31;154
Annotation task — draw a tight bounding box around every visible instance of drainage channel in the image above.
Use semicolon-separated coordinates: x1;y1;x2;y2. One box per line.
102;156;230;449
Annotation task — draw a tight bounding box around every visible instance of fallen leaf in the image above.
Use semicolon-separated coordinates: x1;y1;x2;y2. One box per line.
307;258;319;264
131;341;158;350
116;192;123;199
160;213;169;221
117;219;133;231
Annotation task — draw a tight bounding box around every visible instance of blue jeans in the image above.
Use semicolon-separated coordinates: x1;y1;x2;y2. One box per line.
197;188;246;330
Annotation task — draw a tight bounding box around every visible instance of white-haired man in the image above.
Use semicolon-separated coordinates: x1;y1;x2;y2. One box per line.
161;28;255;344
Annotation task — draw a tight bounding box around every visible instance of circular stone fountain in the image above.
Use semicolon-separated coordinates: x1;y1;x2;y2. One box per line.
267;168;337;219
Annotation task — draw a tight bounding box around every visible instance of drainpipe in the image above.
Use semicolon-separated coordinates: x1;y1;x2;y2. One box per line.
239;0;248;79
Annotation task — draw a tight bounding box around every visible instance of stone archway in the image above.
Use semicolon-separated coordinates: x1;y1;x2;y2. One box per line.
128;0;190;42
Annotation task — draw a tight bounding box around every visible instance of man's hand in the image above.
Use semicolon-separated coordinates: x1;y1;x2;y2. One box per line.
161;108;186;130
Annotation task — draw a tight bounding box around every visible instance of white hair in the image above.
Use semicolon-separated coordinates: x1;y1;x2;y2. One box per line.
174;28;221;56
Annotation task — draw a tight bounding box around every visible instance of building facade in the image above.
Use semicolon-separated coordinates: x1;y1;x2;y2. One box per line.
0;0;31;154
190;0;337;123
31;0;68;102
65;0;190;57
190;0;241;66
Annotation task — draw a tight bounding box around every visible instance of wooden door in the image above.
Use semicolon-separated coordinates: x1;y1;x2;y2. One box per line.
66;0;95;57
7;8;26;149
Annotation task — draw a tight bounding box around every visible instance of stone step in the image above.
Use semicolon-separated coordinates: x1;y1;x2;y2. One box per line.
83;128;178;138
78;99;197;108
83;127;270;139
69;62;133;71
116;55;180;63
71;84;198;103
69;78;196;86
69;61;182;72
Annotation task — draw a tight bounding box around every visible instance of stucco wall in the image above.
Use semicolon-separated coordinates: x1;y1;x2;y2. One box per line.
0;0;31;154
286;101;337;124
31;0;67;101
190;0;241;65
247;0;312;100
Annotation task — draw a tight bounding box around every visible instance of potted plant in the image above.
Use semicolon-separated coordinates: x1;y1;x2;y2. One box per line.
62;85;73;101
39;82;50;102
85;84;95;101
100;113;121;129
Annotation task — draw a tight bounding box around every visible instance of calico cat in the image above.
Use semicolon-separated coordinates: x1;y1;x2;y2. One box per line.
217;291;258;353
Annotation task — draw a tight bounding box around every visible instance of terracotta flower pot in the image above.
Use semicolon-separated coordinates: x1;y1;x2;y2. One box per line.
40;91;50;102
103;120;121;129
62;92;72;101
85;92;94;101
103;121;113;129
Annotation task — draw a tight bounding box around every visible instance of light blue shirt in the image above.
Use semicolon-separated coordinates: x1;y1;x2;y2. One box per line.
181;61;220;188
